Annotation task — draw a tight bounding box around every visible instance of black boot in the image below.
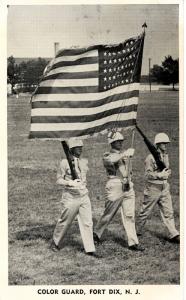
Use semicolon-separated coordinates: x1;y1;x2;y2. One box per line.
93;232;101;244
49;240;60;252
86;252;102;258
128;244;145;252
169;235;180;244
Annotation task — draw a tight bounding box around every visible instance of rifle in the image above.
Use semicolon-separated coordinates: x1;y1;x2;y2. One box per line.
61;141;79;180
135;125;166;171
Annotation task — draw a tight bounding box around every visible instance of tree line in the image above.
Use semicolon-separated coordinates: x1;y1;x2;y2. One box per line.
7;55;179;94
7;56;49;94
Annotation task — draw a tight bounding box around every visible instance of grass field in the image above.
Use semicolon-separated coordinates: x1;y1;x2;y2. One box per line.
8;91;180;285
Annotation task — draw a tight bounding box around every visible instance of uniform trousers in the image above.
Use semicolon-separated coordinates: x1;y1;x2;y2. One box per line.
94;177;139;246
137;182;179;238
53;191;95;253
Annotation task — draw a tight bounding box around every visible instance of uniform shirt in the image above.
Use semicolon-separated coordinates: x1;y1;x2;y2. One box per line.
56;157;89;196
145;152;169;184
103;148;130;179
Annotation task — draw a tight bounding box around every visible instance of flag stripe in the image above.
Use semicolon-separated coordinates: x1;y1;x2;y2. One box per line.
51;56;98;70
29;119;136;139
34;86;98;94
54;50;98;62
30;111;137;131
32;83;139;102
56;45;98;57
32;92;139;109
42;71;99;81
31;104;138;123
31;98;138;116
39;78;98;87
46;64;98;76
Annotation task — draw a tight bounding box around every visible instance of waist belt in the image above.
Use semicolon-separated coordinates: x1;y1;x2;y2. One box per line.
63;186;88;195
147;180;168;185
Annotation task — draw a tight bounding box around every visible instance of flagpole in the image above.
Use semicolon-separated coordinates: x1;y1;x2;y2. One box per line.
53;42;78;180
125;24;146;187
149;57;152;92
125;128;135;191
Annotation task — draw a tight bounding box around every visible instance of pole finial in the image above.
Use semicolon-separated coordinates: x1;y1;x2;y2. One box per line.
142;22;147;34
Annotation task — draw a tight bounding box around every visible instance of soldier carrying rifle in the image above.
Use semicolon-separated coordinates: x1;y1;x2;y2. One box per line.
136;130;180;243
50;139;100;257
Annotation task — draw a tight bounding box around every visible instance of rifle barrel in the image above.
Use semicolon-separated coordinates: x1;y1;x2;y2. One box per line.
135;125;166;171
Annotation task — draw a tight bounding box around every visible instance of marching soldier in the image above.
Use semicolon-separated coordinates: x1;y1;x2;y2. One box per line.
94;131;144;251
50;139;98;256
137;133;180;243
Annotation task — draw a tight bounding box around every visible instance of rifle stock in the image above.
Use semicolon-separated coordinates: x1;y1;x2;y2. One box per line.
61;141;78;180
135;125;166;171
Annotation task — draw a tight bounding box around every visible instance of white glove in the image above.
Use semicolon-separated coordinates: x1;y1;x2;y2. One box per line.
124;148;135;157
167;169;171;176
158;169;171;180
67;179;82;187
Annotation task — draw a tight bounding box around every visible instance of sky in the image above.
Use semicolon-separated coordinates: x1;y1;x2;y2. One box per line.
7;4;179;74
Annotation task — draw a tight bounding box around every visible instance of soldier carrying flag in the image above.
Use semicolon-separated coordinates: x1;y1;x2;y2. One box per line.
93;131;145;251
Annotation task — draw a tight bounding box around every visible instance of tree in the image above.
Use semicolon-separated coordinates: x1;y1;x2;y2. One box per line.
150;65;164;82
19;58;48;91
151;56;179;90
7;56;21;93
162;56;179;90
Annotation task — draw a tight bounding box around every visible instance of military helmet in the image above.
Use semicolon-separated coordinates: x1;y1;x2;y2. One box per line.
68;138;83;149
154;133;170;144
108;131;124;144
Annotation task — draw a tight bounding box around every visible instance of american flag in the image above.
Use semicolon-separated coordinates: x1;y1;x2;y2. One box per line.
29;33;144;140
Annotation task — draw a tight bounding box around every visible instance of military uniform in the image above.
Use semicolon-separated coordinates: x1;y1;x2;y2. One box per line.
137;152;179;239
94;148;139;247
52;156;95;253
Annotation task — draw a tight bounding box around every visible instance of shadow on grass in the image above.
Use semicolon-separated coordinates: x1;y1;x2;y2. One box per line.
16;224;55;241
15;222;82;250
112;236;128;248
15;219;177;250
98;229;128;248
147;229;172;244
93;216;129;248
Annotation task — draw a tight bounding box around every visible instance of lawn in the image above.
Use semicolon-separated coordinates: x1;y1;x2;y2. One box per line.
8;90;180;285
